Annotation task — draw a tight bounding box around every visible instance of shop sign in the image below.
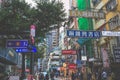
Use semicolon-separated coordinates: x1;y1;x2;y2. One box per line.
113;46;120;63
62;50;76;55
81;56;87;61
68;63;76;69
101;48;109;68
102;31;120;36
69;10;105;19
67;30;101;38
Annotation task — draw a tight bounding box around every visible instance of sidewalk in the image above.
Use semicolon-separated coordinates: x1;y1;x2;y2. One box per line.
51;76;71;80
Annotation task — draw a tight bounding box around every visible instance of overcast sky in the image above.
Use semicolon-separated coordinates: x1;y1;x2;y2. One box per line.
25;0;70;16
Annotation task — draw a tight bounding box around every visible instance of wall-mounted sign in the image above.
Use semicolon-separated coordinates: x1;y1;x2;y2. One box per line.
68;63;76;69
69;10;105;19
62;50;76;55
81;56;87;61
113;46;120;63
102;31;120;36
67;30;101;38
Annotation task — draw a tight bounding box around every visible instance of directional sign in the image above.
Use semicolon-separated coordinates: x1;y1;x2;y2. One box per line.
6;39;28;48
15;46;37;53
67;30;101;38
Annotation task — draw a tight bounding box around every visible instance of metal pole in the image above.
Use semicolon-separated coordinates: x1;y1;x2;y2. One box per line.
30;52;33;74
21;53;25;79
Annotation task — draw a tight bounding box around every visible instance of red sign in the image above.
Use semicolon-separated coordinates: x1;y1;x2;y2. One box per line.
68;63;76;69
62;50;76;55
30;25;36;37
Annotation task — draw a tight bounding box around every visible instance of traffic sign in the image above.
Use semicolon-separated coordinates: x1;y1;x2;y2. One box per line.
15;46;37;53
6;39;28;48
67;30;101;38
30;25;36;37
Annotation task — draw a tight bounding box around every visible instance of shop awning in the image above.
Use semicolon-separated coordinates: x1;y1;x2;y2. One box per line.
0;56;17;65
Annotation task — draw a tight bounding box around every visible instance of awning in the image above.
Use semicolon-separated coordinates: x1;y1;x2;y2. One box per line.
76;38;89;46
0;56;17;65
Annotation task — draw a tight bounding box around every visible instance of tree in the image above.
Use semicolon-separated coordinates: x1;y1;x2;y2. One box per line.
0;0;66;38
0;0;66;58
35;0;66;37
0;0;36;33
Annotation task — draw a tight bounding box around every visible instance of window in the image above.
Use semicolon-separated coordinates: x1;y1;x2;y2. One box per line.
108;15;120;30
106;0;117;11
92;0;101;7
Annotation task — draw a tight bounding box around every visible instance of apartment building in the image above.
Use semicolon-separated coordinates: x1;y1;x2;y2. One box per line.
91;0;120;79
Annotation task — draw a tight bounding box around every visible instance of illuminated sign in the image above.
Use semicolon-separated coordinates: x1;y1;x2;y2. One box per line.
69;10;105;19
6;39;28;48
62;50;76;55
67;30;101;38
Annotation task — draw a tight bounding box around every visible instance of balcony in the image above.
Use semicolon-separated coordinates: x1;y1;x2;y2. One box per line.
93;0;109;10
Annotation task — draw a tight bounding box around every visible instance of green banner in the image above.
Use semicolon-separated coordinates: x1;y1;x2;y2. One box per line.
77;0;93;45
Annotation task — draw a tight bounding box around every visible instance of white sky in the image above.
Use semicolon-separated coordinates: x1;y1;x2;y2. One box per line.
25;0;70;15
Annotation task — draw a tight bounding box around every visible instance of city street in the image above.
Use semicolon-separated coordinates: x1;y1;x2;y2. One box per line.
0;0;120;80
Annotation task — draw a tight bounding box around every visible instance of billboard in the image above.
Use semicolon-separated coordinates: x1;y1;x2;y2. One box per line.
62;50;76;55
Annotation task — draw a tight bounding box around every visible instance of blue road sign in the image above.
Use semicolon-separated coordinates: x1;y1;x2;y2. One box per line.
67;30;101;38
15;46;37;53
6;39;28;48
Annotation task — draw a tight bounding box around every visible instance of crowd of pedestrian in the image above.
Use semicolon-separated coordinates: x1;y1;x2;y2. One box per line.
39;72;49;80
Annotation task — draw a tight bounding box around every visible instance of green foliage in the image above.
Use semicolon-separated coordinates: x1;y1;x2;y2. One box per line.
35;1;66;37
0;0;34;32
0;0;66;36
0;0;66;58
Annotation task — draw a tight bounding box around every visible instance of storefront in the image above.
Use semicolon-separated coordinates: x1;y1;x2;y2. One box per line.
0;47;19;78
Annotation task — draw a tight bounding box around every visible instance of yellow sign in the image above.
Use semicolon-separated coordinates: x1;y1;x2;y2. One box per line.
63;63;67;67
69;10;105;19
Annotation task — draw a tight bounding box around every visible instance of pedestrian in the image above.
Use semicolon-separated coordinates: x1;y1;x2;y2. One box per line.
50;71;54;80
45;73;49;80
71;72;74;80
87;72;92;80
98;72;102;80
39;73;44;80
101;71;107;80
